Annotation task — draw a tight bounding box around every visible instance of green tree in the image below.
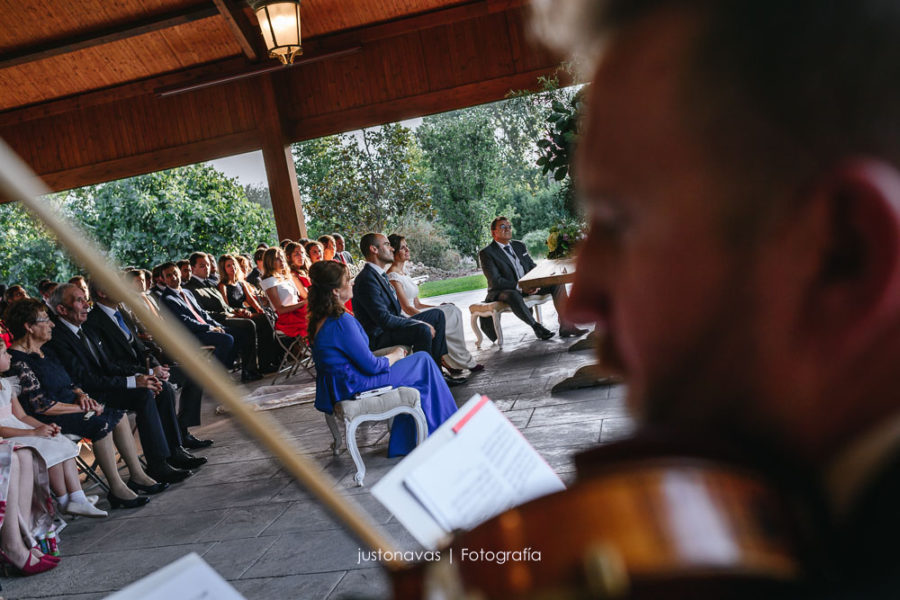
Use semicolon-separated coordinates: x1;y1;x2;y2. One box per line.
2;164;277;290
417;107;502;262
0;199;78;291
80;164;276;266
293;123;432;241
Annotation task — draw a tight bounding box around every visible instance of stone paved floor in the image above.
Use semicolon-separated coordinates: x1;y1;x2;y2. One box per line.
2;288;633;600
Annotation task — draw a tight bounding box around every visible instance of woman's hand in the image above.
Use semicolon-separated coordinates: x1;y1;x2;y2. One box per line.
386;347;407;366
77;393;93;412
32;423;58;438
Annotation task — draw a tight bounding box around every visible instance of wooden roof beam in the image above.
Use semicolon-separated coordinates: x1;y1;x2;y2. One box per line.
0;5;220;70
212;0;263;61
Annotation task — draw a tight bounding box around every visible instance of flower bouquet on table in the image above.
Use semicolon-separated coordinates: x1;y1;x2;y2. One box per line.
547;220;586;259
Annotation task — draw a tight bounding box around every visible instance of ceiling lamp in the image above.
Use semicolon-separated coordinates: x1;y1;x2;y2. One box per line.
252;0;303;65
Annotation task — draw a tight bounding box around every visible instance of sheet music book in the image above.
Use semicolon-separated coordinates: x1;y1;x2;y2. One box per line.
104;553;246;600
372;394;565;549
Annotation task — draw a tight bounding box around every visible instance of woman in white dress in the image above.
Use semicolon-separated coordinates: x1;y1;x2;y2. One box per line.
386;234;483;374
0;345;106;518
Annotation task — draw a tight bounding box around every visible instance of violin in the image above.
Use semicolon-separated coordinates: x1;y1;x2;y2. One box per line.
390;432;815;599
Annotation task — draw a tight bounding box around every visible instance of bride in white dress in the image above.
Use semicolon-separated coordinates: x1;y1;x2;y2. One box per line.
0;345;106;518
386;234;483;373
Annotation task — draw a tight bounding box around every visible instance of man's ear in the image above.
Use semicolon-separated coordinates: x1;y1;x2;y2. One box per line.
803;159;900;355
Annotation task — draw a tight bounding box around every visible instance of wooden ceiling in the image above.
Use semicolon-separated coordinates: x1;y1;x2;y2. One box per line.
0;0;564;238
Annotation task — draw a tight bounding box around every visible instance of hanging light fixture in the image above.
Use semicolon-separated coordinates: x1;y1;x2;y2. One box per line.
252;0;303;65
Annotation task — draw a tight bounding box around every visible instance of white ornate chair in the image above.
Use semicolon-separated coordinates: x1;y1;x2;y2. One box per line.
324;386;426;486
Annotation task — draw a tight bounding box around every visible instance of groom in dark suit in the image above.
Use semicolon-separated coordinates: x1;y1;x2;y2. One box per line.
353;232;465;385
479;216;586;341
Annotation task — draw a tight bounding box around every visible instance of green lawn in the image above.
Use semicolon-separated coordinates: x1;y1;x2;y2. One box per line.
419;274;487;298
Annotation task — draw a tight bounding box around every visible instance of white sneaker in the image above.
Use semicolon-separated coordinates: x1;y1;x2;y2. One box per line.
63;501;108;518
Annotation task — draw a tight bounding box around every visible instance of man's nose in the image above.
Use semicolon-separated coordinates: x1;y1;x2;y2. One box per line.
565;235;613;326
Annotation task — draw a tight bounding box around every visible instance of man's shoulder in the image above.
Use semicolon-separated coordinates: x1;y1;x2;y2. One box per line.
479;241;498;256
183;278;204;290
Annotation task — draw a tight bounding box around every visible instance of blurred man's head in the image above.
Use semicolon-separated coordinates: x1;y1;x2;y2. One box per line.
546;0;900;461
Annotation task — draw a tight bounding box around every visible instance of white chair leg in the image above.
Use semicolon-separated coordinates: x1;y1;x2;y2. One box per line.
411;405;427;446
534;304;544;324
325;413;342;455
345;417;367;486
471;313;484;349
492;312;504;347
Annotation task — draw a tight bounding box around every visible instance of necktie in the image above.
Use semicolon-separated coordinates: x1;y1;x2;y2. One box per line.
113;310;132;339
504;245;524;279
78;329;101;364
180;291;208;325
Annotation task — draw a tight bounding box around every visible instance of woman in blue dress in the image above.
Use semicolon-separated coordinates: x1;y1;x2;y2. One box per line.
308;261;458;457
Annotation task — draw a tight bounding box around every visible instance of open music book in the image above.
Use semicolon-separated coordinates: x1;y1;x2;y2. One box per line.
373;394;565;549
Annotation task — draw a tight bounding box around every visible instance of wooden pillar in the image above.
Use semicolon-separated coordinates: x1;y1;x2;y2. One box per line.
257;74;307;241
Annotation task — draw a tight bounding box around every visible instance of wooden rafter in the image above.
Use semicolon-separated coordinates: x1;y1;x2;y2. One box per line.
0;5;221;70
212;0;263;61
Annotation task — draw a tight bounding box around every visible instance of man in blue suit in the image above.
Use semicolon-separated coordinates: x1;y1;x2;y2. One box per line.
156;262;235;371
352;232;465;385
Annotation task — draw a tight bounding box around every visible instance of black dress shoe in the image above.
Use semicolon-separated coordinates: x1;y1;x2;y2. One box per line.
126;480;170;495
182;433;213;449
241;370;263;382
107;493;150;509
147;462;192;484
169;447;208;470
533;324;554;340
559;326;589;338
444;375;468;387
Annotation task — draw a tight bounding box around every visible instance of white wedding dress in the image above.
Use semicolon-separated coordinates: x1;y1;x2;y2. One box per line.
387;271;477;370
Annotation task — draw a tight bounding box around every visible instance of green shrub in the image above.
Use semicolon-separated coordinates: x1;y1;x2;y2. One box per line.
390;216;462;271
522;229;549;259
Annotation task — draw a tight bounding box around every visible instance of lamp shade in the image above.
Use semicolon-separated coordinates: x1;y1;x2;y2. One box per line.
254;0;302;64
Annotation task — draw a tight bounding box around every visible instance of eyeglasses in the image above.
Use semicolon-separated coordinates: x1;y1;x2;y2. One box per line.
33;317;50;323
498;224;512;231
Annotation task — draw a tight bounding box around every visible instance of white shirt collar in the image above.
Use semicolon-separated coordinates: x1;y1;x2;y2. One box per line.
58;317;81;336
367;261;386;275
94;302;119;321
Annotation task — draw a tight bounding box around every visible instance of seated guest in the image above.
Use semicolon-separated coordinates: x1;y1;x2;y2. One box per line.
236;255;255;288
157;262;235;373
4;299;154;508
86;280;212;451
309;261;458;456
246;248;266;288
318;235;337;261
67;276;90;304
218;254;266;316
46;284;198;484
177;260;192;284
182;252;262;381
217;254;281;371
0;442;58;574
352;233;464;385
206;253;219;285
305;240;324;264
1;345;107;517
150;264;168;299
332;233;353;265
479;216;587;340
37;280;58;313
260;247;308;339
387;234;483;374
284;242;311;297
4;284;28;305
279;239;293;250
